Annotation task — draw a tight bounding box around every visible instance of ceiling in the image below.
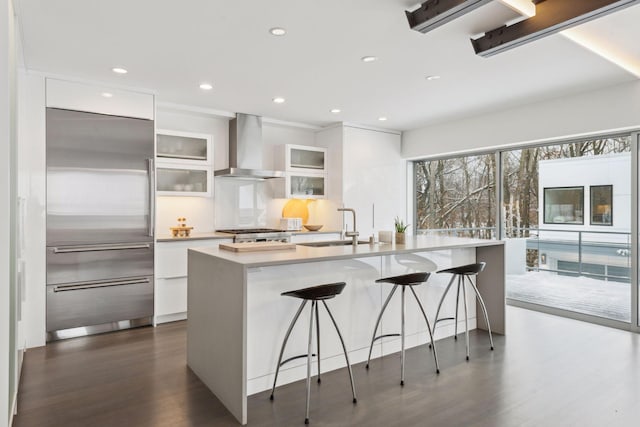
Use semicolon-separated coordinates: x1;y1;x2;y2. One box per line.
14;0;640;131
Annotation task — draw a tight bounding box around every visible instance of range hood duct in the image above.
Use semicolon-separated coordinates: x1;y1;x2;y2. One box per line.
214;113;285;179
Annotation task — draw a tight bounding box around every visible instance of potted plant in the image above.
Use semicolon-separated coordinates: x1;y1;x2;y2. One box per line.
394;216;409;244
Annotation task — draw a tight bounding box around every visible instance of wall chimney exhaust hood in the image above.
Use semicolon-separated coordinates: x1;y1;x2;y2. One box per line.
214;113;285;179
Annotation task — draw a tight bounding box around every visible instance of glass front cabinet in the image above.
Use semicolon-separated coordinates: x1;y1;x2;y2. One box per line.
275;144;328;199
156;129;213;197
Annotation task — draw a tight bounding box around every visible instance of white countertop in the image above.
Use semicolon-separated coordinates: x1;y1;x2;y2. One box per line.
189;235;504;268
156;232;233;242
156;229;341;242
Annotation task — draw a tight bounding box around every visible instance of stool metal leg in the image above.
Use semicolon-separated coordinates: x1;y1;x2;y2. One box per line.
271;300;308;400
454;275;461;340
432;274;457;336
366;285;398;369
400;286;406;386
322;301;358;404
467;276;494;351
462;277;469;361
305;301;316;425
408;286;440;374
315;303;321;383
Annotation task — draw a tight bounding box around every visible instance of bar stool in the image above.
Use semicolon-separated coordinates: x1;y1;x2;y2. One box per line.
270;282;357;425
433;262;494;361
365;272;440;385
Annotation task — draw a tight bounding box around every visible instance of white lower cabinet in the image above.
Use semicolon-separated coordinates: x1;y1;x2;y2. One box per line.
155;239;231;323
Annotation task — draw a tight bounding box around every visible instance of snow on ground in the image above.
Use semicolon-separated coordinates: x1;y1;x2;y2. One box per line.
507;271;631;322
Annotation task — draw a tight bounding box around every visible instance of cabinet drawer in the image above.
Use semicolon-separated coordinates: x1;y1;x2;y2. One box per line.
47;275;154;332
156;240;230;278
46;242;154;285
156;277;187;316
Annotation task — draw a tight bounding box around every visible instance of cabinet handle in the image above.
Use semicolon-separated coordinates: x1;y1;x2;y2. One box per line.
52;243;150;253
53;277;150;292
148;158;155;237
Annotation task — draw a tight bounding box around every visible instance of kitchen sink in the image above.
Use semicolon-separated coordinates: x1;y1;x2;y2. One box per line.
297;240;370;247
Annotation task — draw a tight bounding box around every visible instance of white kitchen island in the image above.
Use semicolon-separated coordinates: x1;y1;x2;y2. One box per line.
187;236;505;425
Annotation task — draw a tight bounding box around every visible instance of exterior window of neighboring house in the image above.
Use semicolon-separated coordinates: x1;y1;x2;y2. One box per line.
590;185;613;226
544;186;584;224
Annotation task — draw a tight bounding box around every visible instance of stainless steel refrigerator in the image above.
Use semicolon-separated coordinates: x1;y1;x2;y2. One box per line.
46;108;155;341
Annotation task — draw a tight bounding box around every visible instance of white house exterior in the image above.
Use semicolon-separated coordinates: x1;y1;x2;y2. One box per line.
535;153;631;281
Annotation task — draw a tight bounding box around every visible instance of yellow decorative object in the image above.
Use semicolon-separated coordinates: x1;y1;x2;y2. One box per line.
282;199;315;224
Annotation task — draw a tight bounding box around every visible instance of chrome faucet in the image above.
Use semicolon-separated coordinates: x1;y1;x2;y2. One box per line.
338;208;359;246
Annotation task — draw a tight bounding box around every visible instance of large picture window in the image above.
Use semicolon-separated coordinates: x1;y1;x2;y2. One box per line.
544;187;584;224
590;185;613;226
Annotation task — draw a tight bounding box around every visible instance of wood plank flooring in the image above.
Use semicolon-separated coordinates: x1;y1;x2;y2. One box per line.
13;307;640;426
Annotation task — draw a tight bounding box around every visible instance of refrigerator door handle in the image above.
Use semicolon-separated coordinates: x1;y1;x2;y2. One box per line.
52;243;151;253
53;277;151;292
148;158;155;237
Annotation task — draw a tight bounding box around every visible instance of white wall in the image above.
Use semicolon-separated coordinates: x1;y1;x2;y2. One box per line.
402;80;640;159
538;153;631;245
1;0;10;422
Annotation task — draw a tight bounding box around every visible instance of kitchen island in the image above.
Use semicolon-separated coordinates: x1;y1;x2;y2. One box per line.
187;236;505;425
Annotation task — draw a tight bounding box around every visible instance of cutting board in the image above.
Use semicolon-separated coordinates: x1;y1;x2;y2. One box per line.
219;241;297;252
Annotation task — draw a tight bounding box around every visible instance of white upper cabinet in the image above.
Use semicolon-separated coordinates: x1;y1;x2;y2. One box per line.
275;144;328;199
45;78;154;120
156;129;212;165
277;144;327;172
155;129;213;197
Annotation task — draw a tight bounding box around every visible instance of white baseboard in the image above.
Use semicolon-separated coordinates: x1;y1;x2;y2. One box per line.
155;312;187;324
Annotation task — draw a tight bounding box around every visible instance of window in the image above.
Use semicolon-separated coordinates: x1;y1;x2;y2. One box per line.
590;185;613;226
543;187;584;224
414;153;496;238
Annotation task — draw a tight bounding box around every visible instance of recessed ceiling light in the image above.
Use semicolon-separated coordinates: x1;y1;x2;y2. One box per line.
101;92;113;98
330;108;341;114
199;83;213;90
426;75;441;81
361;56;378;63
269;27;286;36
112;67;128;74
273;97;286;104
378;116;387;121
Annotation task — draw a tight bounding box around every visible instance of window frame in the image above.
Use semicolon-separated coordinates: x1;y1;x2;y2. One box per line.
590;184;613;226
543;186;585;225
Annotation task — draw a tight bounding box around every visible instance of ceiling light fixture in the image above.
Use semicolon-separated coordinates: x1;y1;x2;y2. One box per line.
473;0;639;57
378;117;388;121
101;92;113;98
426;75;441;81
273;97;286;104
406;0;493;34
112;67;128;74
330;108;341;114
199;83;213;90
361;56;378;63
269;27;286;36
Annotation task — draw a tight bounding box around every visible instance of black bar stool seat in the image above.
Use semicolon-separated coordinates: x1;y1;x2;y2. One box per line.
282;283;346;300
271;282;357;424
366;272;440;386
433;262;494;361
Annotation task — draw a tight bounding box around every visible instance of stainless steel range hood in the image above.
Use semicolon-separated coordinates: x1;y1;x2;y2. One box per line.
214;113;285;179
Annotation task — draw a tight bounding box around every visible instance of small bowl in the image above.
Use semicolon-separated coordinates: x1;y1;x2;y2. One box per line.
303;224;323;232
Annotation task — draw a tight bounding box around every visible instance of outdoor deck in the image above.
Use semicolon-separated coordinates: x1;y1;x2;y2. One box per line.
507;271;631;322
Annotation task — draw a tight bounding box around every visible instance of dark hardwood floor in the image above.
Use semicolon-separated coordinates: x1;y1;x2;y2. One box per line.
13;307;640;427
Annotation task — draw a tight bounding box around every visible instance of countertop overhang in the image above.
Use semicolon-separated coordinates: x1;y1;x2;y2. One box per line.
189;236;505;268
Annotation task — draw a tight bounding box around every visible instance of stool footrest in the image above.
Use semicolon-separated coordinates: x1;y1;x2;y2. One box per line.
280;353;317;367
434;317;454;325
372;333;401;343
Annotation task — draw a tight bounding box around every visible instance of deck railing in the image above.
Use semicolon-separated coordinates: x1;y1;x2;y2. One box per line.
417;226;631;283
